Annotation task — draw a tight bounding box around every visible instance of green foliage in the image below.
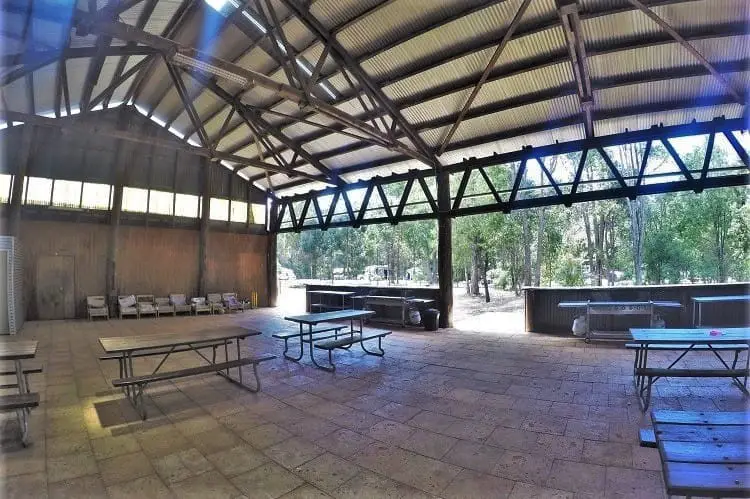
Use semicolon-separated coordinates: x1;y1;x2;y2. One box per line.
554;254;585;286
279;140;749;287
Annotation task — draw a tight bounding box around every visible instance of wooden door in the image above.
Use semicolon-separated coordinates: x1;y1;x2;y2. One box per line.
36;256;75;320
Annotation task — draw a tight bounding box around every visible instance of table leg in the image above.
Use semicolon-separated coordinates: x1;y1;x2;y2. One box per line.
224;341;230;376
698;303;702;328
14;359;32;446
236;338;243;385
308;324;332;371
706;344;750;395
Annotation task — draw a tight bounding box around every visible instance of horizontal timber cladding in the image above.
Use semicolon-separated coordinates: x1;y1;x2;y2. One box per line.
0;108;266;203
271;117;749;233
16;219;270;320
524;283;750;335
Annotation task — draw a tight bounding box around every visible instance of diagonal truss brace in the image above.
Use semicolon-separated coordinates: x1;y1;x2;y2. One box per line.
627;0;744;104
185;70;341;184
277;0;439;167
270;117;749;232
439;0;532;154
83;18;433;168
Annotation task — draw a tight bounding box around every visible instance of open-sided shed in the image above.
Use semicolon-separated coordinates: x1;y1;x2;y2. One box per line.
1;0;748;324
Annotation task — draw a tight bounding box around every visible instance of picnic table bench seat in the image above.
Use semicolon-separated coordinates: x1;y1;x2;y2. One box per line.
113;354;275;419
0;393;40;411
273;325;348;360
642;410;749;498
0;365;43;389
313;331;392;371
625;343;749;351
0;392;40;446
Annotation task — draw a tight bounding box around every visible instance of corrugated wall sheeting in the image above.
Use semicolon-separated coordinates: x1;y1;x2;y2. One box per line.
18;220;269;320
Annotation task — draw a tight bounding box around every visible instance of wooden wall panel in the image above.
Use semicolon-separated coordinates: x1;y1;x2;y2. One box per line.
207;231;269;306
18;220;269;319
116;226;200;298
20;221;108;319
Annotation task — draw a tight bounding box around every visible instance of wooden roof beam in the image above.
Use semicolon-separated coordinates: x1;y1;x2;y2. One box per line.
278;0;439;167
627;0;744;104
557;0;595;137
438;0;532;155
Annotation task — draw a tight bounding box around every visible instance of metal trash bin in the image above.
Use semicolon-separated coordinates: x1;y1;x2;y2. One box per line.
423;309;439;331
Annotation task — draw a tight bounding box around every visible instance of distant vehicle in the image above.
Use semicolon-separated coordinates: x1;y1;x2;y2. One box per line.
362;265;388;281
278;267;296;280
333;268;345;280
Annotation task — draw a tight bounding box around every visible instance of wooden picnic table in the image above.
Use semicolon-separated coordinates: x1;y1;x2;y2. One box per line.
99;328;266;418
307;290;354;312
558;300;682;342
648;410;749;498
629;327;750;410
691;294;750;327
0;339;40;445
283;309;375;370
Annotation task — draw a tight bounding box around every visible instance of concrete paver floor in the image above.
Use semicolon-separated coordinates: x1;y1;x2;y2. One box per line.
2;309;747;498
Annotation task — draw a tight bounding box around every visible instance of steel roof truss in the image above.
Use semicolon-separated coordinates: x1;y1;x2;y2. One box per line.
165;59;211;149
439;0;532;154
278;0;438;166
354;184;375;228
324;191;340;228
452;168;473;211
634;140;652;195
595;147;628;189
476;166;503;208
88;55;154;111
417;176;439;214
535;157;564;198
566;148;588;205
311;197;324;226
723;131;749;168
394;178;414;220
660;137;695;183
296;198;311;230
375;184;394;224
507;158;528;210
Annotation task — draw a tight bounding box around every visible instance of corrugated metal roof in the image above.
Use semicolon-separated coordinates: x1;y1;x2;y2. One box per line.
3;0;746;195
377;26;567;104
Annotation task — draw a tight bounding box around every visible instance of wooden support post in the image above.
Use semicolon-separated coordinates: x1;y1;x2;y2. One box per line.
106;111;132;316
267;200;278;307
436;170;453;328
7;125;35;237
198;157;211;297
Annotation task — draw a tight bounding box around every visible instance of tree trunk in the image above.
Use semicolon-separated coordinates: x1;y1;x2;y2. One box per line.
593;213;606;285
534;207;547;287
470;238;480;296
483;251;490;303
627;197;645;284
522;213;532;287
582;206;597;285
465;267;470;294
